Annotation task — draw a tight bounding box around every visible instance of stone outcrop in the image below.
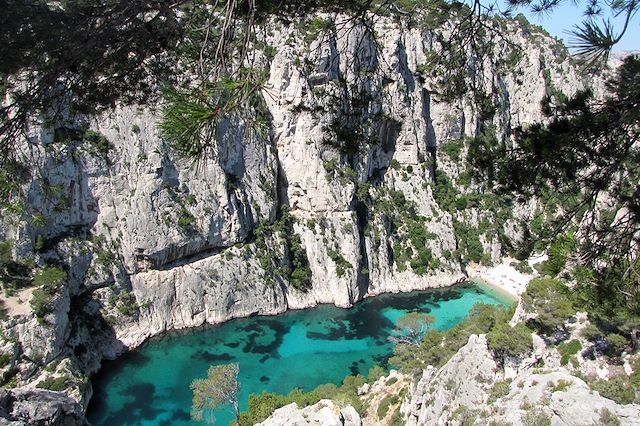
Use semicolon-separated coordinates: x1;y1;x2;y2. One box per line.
389;335;640;426
257;400;361;426
0;388;87;426
406;335;499;425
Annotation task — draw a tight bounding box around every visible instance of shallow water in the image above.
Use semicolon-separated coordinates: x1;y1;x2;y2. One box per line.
87;283;510;425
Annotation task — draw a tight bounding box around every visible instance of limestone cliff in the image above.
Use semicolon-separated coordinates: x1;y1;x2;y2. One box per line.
0;12;594;424
359;335;640;426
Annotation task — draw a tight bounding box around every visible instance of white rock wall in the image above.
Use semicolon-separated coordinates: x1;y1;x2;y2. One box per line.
0;13;597;423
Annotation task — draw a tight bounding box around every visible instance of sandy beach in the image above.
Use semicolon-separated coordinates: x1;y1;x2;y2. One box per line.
468;255;546;300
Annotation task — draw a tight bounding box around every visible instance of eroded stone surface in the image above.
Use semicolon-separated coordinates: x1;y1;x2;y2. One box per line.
257;400;362;426
0;12;603;425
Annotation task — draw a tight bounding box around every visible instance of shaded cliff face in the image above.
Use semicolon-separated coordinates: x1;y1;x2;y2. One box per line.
0;12;590;423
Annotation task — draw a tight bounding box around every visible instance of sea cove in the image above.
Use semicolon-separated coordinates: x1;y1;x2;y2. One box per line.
87;283;511;425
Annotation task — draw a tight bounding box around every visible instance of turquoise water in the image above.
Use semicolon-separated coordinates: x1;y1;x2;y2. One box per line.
87;283;510;425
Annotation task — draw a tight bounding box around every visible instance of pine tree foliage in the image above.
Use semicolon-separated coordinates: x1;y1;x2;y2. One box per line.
0;0;523;163
191;363;241;423
492;57;639;344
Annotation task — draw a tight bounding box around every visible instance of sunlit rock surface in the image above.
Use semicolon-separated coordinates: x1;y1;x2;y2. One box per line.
0;11;604;425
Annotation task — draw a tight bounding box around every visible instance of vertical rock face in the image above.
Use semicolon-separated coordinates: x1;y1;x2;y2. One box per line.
91;108;279;273
405;334;499;425
0;12;593;423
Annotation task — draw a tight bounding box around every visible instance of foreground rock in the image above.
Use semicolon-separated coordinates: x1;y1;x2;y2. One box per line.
358;335;640;425
0;389;87;426
257;400;362;426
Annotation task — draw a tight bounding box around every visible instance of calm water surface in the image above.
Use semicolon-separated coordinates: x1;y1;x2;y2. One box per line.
87;283;510;425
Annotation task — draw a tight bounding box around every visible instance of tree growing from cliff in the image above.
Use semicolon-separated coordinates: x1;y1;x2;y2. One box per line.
191;363;240;423
487;322;533;364
521;278;576;335
493;56;640;345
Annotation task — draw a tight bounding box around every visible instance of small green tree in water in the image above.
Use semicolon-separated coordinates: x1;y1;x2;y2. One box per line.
389;312;435;346
191;363;240;423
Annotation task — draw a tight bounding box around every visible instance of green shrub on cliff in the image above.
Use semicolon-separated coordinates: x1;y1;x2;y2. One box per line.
372;189;441;275
30;267;67;323
487;322;533;362
440;139;465;162
36;375;73;391
0;240;33;293
488;379;512;403
556;339;581;365
83;130;113;160
0;367;19;388
328;249;352;277
238;373;368;425
522;278;575;334
254;206;312;290
391;303;527;373
110;290;138;317
589;376;638;405
377;394;400;419
453;222;487;264
289;234;311;289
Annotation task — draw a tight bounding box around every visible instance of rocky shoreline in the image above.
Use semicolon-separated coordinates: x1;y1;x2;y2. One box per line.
117;270;468;351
